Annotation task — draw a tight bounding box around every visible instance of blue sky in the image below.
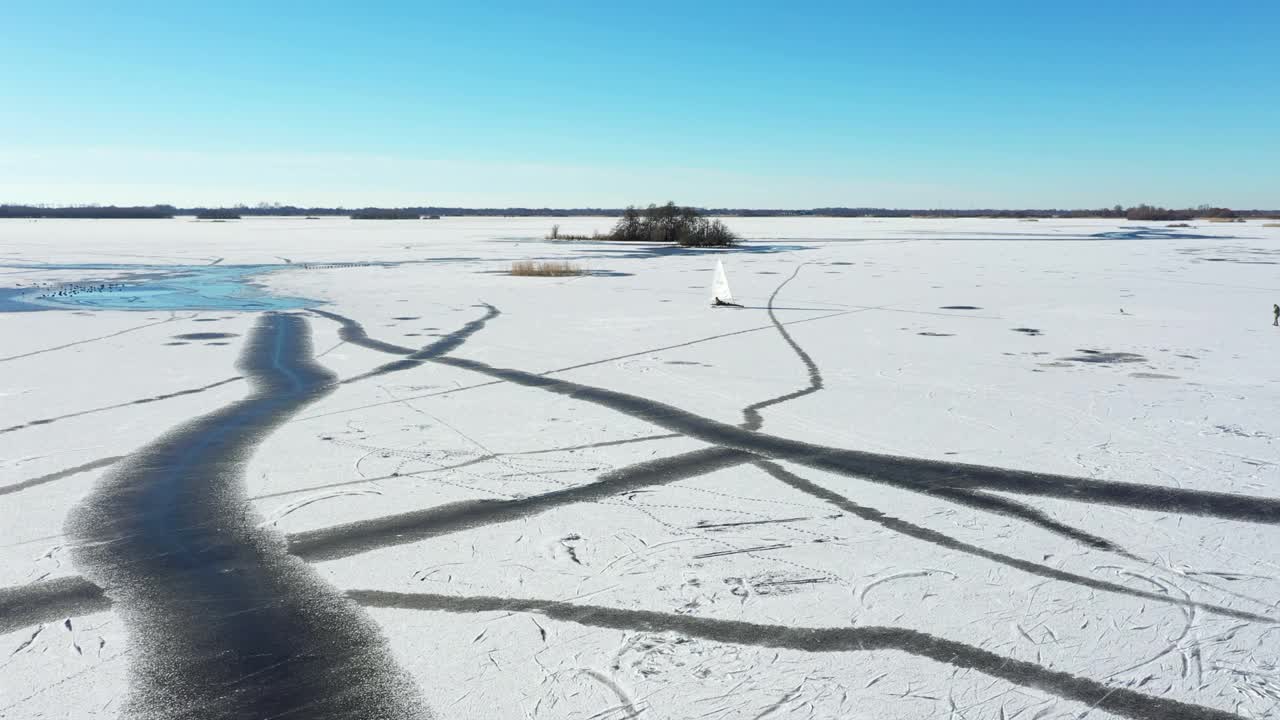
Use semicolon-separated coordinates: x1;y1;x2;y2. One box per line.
2;1;1277;208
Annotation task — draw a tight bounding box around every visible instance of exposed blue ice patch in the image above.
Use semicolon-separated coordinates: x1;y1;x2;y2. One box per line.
0;288;45;312
0;263;319;312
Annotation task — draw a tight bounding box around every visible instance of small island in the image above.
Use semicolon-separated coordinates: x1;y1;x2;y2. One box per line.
548;202;739;247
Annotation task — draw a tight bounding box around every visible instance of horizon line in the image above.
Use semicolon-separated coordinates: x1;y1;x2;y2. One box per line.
4;203;1278;215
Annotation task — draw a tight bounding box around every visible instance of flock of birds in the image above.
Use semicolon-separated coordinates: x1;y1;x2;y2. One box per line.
19;281;128;301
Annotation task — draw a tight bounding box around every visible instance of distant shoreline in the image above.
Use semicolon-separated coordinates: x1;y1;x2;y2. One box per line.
3;205;1277;220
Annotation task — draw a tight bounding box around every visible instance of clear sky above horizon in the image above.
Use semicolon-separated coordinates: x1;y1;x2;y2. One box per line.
2;1;1277;209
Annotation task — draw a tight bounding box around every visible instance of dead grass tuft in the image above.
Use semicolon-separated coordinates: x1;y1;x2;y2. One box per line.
546;225;600;240
510;260;583;277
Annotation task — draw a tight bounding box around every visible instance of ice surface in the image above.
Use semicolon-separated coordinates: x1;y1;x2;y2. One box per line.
2;216;1279;719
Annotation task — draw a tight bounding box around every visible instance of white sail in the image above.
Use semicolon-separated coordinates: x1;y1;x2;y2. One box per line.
711;260;734;304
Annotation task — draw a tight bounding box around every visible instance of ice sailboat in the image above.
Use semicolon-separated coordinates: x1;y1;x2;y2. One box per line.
710;260;742;307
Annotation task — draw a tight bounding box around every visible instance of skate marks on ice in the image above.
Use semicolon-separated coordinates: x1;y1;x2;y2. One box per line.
171;332;239;341
431;354;1280;527
739;264;825;431
6;298;1273;716
298;306;862;423
266;306;1280;621
0;314;184;364
0;576;110;635
309;308;417;356
297;304;1166;611
0;377;244;436
288;447;749;562
738;270;1134;557
747;461;1258;620
0;456;125;497
282;308;1272;619
5;444;1265;646
350;589;1243;720
924;485;1136;557
64;313;431;720
251;432;680;501
166;446;1280;621
1060;349;1148;365
0;569;1258;720
339;303;501;384
11;308;1278;587
3;451;748;632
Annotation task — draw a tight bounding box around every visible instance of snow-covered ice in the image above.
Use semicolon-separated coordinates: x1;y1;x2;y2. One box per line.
2;216;1279;719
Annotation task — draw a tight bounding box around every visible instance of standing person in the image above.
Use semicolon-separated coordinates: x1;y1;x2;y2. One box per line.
1273;303;1279;326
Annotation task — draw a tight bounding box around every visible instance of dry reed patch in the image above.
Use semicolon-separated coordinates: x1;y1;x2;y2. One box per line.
510;260;583;277
545;224;600;241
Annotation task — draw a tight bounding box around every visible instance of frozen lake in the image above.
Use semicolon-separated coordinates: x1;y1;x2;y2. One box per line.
2;216;1279;719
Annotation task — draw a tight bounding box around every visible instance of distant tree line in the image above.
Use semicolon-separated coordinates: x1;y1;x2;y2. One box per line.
0;204;177;219
1116;205;1241;221
195;208;241;220
350;208;422;220
0;203;1274;220
805;205;1250;220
